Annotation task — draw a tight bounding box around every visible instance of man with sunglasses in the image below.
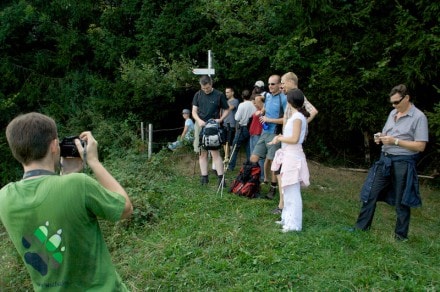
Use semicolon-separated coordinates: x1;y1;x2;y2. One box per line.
249;75;287;199
350;84;428;241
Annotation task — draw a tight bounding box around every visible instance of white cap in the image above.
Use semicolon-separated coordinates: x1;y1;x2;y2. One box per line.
254;80;264;88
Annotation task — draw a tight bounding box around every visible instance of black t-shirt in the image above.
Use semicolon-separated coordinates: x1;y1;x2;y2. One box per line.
192;89;229;122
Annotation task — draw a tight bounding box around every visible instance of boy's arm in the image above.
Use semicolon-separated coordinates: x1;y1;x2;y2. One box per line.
77;131;133;219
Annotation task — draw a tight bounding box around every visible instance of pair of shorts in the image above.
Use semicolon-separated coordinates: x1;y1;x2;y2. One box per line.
251;132;280;160
193;122;222;153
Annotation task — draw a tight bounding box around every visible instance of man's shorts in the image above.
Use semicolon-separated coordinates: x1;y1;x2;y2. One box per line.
252;132;280;160
193;122;222;153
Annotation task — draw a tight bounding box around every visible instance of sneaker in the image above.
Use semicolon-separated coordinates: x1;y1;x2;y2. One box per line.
281;227;300;233
200;176;209;185
275;220;283;225
394;234;408;242
271;207;282;215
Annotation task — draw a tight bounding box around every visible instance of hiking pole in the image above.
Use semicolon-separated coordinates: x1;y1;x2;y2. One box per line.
217;142;238;197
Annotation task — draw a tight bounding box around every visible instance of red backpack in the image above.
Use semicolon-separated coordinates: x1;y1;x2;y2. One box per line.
229;162;261;198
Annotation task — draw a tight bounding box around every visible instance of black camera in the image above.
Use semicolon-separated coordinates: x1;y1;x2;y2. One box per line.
59;136;85;158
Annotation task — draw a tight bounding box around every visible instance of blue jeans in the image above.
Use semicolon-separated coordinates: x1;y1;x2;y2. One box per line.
355;160;411;238
228;127;250;170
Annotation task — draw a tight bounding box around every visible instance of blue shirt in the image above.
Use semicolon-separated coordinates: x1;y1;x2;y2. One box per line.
263;92;287;134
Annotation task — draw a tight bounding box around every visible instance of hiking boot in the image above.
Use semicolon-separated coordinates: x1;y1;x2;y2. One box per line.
265;185;277;199
200;175;209;185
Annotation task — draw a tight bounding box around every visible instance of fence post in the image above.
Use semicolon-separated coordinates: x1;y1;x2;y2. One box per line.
148;123;153;159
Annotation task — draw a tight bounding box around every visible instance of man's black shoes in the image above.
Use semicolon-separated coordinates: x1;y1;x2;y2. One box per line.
200;175;209;185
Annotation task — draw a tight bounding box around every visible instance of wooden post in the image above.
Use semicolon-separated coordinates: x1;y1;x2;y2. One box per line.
148;123;153;159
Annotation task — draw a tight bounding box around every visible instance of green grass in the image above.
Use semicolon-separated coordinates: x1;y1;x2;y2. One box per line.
1;148;439;291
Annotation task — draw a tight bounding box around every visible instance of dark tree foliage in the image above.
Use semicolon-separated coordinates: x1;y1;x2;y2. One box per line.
0;0;439;185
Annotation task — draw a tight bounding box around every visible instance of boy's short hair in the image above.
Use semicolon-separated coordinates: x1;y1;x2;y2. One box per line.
6;112;58;165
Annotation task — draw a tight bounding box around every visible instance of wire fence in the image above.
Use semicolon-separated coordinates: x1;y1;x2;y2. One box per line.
140;123;187;158
140;122;249;172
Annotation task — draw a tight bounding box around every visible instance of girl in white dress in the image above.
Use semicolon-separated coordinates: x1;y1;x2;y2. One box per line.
269;89;310;232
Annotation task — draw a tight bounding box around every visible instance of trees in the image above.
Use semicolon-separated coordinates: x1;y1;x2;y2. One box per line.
0;0;438;184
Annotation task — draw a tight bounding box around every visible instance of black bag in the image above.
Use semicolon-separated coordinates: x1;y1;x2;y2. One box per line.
200;119;223;150
229;162;261;198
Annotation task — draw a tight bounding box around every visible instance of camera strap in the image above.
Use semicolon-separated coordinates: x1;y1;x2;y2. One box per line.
23;169;56;179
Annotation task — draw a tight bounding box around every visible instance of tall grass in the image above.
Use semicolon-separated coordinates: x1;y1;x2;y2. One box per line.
1;148;439;291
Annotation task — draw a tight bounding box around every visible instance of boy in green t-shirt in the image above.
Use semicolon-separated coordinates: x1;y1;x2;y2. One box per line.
0;112;133;291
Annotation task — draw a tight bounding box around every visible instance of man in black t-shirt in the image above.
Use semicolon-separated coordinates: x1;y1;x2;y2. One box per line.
192;75;230;186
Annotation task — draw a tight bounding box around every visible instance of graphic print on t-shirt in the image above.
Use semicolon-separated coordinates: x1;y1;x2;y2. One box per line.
21;221;65;276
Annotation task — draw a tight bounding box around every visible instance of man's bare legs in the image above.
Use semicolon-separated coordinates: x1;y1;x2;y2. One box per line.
199;149;224;185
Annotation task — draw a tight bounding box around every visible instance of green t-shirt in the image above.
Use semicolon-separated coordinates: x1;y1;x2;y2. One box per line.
0;173;128;291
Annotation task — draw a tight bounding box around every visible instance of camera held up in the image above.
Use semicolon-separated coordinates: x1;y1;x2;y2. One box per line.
60;136;86;158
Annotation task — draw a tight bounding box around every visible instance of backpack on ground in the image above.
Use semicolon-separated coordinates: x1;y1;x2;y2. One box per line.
200;119;224;150
229;161;261;198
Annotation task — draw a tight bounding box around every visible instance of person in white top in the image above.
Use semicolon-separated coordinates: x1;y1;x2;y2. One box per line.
270;72;318;215
269;89;310;232
227;89;256;171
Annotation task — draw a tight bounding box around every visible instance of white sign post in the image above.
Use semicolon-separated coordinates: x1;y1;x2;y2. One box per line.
192;50;215;76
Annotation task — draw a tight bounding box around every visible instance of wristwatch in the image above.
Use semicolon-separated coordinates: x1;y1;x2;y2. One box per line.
394;138;399;146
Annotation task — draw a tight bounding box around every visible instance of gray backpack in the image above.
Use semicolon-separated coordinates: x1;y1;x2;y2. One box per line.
200;119;223;150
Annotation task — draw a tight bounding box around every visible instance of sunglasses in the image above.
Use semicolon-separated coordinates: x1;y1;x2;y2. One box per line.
268;82;278;86
390;95;405;105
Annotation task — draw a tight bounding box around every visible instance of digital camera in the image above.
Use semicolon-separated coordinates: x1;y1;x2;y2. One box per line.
59;136;85;157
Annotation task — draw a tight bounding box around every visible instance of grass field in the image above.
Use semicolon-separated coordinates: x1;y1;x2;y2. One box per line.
1;149;439;291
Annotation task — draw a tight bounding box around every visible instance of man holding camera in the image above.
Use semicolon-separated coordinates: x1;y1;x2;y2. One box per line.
0;112;132;290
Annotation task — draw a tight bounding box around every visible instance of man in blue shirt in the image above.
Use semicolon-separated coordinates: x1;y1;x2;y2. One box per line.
249;75;287;199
